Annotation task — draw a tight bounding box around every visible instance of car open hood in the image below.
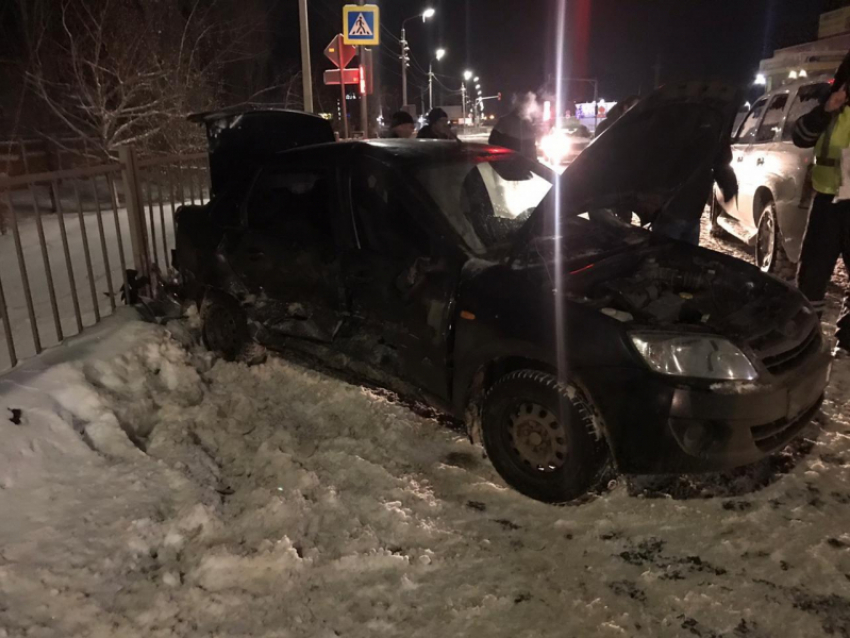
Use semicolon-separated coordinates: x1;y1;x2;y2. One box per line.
519;82;741;244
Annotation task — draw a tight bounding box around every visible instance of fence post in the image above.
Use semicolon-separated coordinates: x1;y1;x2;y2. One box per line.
118;145;152;294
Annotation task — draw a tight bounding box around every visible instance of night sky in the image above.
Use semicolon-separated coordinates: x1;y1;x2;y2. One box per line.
282;0;837;111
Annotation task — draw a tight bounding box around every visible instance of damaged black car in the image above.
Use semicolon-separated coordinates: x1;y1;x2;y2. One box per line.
175;83;832;503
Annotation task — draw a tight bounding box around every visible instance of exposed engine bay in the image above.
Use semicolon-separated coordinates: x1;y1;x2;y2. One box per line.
565;245;797;336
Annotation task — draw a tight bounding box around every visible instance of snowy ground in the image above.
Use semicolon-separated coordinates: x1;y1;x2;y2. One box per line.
1;225;850;637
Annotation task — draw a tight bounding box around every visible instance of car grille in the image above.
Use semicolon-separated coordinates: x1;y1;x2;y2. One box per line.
760;327;821;376
747;307;821;376
750;398;822;453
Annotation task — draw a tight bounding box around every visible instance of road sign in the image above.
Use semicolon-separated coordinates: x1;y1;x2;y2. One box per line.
343;4;380;46
324;35;356;69
323;68;361;86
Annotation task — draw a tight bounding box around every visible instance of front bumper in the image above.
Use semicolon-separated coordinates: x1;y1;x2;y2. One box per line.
581;341;832;474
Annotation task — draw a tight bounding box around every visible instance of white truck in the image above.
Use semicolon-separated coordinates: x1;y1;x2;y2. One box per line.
712;77;830;276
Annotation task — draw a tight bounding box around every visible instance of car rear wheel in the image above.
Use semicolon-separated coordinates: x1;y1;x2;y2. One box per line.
201;293;250;361
481;370;607;503
754;200;795;280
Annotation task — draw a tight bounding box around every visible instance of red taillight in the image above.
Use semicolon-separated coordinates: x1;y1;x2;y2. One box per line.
569;263;595;275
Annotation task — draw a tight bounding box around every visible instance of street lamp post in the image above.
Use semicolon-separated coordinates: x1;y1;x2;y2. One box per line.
400;8;435;108
462;70;473;126
298;0;313;113
429;48;446;112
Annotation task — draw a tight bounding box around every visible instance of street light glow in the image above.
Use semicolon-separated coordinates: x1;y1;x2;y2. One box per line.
423;8;436;19
475;84;481;90
464;70;473;81
435;48;446;61
754;73;766;86
474;76;480;82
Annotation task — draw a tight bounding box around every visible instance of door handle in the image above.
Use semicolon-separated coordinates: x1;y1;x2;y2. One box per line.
737;156;744;162
756;157;765;166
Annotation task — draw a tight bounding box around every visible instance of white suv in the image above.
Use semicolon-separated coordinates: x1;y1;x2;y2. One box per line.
712;77;830;276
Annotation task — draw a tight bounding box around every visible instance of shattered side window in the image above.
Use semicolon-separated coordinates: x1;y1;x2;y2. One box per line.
246;167;333;242
735;98;767;145
351;159;430;261
754;94;788;144
783;83;829;141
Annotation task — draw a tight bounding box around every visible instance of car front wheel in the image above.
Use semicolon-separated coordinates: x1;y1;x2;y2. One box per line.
200;292;250;361
754;200;795;280
481;370;608;503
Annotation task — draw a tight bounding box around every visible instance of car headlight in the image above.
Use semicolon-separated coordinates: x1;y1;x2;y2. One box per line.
629;333;758;381
541;131;572;162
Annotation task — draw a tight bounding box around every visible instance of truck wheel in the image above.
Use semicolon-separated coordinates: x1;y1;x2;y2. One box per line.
481;370;608;503
754;201;795;280
200;293;249;361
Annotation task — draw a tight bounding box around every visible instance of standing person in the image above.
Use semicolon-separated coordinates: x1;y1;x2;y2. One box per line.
793;57;850;357
385;111;416;139
489;109;537;158
418;108;457;140
489;93;539;158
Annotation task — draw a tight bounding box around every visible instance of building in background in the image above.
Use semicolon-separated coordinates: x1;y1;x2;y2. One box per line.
757;6;850;92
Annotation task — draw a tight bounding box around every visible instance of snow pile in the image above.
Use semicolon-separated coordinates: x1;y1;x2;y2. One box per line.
1;309;850;637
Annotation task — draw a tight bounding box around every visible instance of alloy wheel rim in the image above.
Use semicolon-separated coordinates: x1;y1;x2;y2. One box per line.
507;402;568;473
757;210;776;272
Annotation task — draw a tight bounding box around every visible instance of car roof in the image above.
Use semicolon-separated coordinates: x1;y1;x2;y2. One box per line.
761;75;833;99
270;139;517;164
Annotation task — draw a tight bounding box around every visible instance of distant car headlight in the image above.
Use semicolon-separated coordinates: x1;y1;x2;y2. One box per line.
629;333;759;381
540;131;572;162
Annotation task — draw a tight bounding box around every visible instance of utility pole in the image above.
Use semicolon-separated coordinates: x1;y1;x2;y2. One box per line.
461;83;467;126
428;64;434;112
401;27;409;107
338;44;349;139
358;0;369;137
593;79;599;130
298;0;314;113
400;10;435;112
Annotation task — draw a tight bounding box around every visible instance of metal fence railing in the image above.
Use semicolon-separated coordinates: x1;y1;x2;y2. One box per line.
0;147;209;372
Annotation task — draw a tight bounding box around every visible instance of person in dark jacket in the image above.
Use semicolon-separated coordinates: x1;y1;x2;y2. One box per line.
386;111;416;139
489;100;538;158
417;108;457;140
792;54;850;356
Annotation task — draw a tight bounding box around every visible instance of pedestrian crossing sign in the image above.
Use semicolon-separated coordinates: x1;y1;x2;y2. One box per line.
343;5;380;46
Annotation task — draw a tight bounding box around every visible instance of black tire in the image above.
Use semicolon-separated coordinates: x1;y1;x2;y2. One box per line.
482;370;608;503
754;200;796;280
200;292;249;361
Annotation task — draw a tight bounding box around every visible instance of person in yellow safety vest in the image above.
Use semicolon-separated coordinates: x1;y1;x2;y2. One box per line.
793;77;850;358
